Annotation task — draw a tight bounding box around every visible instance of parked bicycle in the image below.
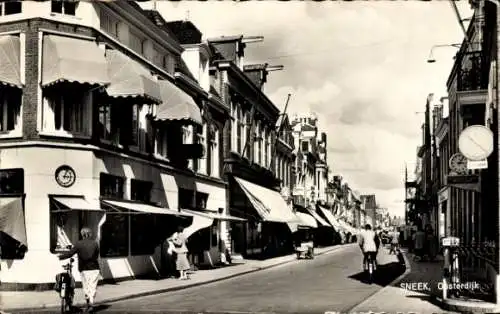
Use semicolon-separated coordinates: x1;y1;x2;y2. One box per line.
55;257;75;314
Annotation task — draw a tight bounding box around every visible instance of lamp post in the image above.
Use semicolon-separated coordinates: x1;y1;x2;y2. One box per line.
426;44;462;63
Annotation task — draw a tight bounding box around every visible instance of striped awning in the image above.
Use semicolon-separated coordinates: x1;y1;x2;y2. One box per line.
156;80;202;125
105;49;161;103
0;35;22;88
0;197;26;247
41;35;110;87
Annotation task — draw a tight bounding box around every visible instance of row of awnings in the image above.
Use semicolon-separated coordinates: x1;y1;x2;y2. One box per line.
0;34;202;125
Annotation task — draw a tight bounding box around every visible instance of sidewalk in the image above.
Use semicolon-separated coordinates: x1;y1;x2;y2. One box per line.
1;244;353;312
350;248;459;313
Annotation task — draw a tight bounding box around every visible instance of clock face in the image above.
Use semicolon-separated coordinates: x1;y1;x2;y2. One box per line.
55;165;76;188
449;153;468;174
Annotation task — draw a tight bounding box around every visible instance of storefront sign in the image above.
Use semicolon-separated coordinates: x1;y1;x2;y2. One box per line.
446;174;480;192
467;159;488;170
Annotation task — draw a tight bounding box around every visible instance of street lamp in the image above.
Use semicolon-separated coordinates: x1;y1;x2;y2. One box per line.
426;44;462;63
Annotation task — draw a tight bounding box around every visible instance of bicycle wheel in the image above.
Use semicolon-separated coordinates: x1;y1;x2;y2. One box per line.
368;263;374;284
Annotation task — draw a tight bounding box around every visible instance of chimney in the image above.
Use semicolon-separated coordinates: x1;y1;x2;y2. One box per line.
166;20;202;45
243;64;268;90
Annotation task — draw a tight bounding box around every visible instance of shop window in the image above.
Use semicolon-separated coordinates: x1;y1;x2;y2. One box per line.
178;188;194;209
49;198;102;254
99;173;124;199
301;141;309;152
130;213;156;255
100;203;129;257
51;0;77;16
0;1;21;15
131;179;152;203
0;88;21;134
0;168;24;194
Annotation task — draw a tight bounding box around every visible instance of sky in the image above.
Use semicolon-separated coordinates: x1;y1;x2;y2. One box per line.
140;1;473;218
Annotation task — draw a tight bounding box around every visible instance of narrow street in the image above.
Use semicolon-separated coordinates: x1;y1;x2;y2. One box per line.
20;245;403;314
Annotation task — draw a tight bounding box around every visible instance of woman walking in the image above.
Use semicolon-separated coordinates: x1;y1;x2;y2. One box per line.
169;226;190;280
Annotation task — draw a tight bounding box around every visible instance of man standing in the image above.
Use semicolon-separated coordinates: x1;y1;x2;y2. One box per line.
59;227;100;312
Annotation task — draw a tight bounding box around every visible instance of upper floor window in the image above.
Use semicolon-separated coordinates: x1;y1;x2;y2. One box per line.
209;125;220;178
236;106;243;154
264;127;270;167
301;141;309;152
155;127;168;159
0;1;21;15
0;168;24;194
178;188;194;209
0;87;21;133
152;46;163;68
100;10;119;38
100;173;124;199
129;31;144;55
197;123;207;175
42;86;90;136
131;179;152;203
51;0;77;16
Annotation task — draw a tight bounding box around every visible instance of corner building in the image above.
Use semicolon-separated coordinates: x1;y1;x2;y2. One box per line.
0;1;233;289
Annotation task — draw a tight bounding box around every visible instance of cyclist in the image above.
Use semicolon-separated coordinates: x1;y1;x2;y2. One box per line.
58;227;100;313
358;224;380;271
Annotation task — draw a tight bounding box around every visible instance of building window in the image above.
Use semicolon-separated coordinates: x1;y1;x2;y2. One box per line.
131;179;152;203
264;127;269;167
196;192;208;209
152;46;163;68
197;123;207;175
237;107;243;154
51;0;77;15
0;88;21;133
100;10;119;38
0;1;21;15
100;202;129;257
179;188;194;209
155;127;168;159
301;141;309;152
0;168;25;259
98;104;144;148
129;31;144;55
43;88;90;135
99;173;124;199
210;126;220;178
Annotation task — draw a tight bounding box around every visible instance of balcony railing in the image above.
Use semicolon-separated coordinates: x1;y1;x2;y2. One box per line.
457;51;488;92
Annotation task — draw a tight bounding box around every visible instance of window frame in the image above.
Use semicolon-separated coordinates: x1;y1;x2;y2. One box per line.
130;179;153;203
0;87;22;136
0;168;25;260
99;173;125;199
50;0;78;16
0;1;22;16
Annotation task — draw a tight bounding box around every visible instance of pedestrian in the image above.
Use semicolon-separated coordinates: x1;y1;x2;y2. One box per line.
413;226;426;261
426;225;437;261
169;226;190;280
58;227;100;313
390;229;400;254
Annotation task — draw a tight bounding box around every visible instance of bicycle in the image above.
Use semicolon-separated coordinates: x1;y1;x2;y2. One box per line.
365;252;376;284
55;257;75;314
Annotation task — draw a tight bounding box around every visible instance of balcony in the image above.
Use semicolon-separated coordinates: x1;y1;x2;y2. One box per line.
457;51;489;106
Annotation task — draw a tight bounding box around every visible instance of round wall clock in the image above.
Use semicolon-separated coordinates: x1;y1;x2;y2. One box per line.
449;153;468;174
55;165;76;188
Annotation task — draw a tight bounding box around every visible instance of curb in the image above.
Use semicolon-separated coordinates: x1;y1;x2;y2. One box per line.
4;244;355;312
435;297;500;314
348;248;411;313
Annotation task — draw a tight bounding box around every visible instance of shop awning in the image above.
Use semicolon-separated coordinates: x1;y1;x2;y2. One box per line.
0;197;26;246
288;212;318;233
0;35;22;88
182;213;213;238
51;196;103;213
105;49;162;103
306;208;331;227
234;177;299;224
41;35;110;87
156;80;202;125
102;200;191;217
181;209;246;222
318;205;346;233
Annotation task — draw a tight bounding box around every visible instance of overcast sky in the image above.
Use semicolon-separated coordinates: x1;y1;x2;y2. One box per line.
140;1;472;217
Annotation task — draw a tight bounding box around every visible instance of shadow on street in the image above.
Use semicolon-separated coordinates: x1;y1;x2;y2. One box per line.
348;252;406;286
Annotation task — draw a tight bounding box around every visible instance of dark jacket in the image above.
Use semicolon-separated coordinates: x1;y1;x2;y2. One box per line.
59;239;100;272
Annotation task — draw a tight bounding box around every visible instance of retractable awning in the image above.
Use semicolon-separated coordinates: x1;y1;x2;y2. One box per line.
181;209;246;221
288;212;317;233
234;177;299;225
156;80;202;125
105;49;162;103
102;200;191;217
0;197;26;246
0;35;22;88
317;205;346;233
51;196;103;213
306;208;331;227
41;35;110;87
